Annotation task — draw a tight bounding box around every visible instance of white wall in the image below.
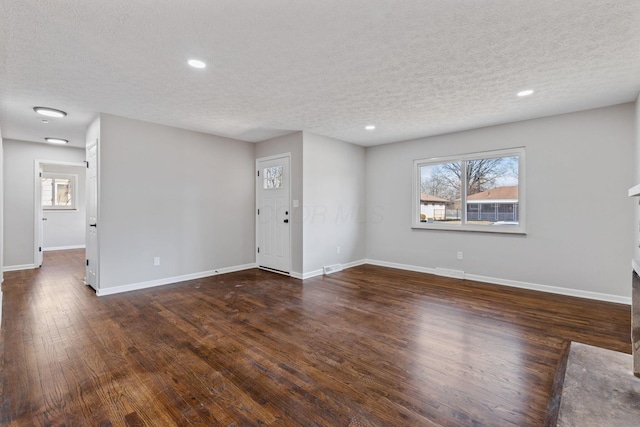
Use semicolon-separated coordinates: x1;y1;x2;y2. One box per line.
366;104;636;300
255;132;304;274
303;132;366;274
41;164;86;250
3;139;85;269
97;114;256;290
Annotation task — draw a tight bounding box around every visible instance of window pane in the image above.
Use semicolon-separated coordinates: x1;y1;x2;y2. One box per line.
466;156;519;225
263;166;283;189
419;162;461;223
42;174;76;209
42;178;53;207
414;148;524;232
54;179;72;206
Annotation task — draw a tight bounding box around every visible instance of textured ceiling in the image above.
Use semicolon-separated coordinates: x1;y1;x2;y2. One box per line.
1;0;639;148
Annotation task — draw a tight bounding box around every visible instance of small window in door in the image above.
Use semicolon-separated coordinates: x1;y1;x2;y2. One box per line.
264;166;283;189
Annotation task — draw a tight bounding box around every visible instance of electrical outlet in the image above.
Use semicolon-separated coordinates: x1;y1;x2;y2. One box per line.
337;246;341;254
457;252;463;260
154;257;160;266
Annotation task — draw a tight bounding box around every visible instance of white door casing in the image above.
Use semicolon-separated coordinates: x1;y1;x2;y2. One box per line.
256;155;291;273
37;165;44;267
86;140;99;290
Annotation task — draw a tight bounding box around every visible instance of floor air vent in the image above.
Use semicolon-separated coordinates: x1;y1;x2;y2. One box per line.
323;264;343;275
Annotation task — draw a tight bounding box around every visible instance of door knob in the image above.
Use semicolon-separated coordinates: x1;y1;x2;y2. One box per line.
283;219;289;223
89;223;97;227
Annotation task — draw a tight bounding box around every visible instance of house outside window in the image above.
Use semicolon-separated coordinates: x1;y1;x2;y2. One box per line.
420;194;448;222
413;148;525;233
467;187;519;223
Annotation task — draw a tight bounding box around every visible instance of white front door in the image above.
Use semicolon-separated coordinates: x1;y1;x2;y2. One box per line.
256;155;291;273
86;140;99;290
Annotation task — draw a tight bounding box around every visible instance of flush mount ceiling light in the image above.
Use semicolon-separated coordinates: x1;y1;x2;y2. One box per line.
45;137;69;145
365;125;376;130
517;89;534;97
33;106;67;118
188;59;206;69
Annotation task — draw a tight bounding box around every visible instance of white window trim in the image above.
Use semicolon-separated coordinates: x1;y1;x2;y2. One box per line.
412;147;526;234
42;173;78;211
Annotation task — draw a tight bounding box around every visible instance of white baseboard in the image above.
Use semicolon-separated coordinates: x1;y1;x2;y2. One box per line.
3;263;38;272
291;259;368;280
343;259;367;270
44;245;86;251
290;269;323;279
464;273;631;305
302;269;324;279
96;263;257;296
366;259;437;275
365;259;631;305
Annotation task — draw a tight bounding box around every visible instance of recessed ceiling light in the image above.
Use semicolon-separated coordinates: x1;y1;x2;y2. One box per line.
45;137;69;145
188;59;206;69
365;125;376;130
517;89;534;97
34;107;67;118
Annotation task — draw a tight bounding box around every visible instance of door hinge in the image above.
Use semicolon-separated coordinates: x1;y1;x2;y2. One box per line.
257;170;260;177
257;247;260;253
39;172;42;178
86;259;89;266
86;161;89;169
257;208;260;215
39;246;42;252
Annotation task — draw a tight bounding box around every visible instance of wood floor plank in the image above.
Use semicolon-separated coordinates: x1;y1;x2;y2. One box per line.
0;250;631;426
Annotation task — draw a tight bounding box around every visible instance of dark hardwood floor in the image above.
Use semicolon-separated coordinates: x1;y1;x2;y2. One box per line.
0;250;631;426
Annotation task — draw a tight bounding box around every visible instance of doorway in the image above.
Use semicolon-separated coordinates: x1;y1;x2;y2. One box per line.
256;154;291;273
34;160;86;267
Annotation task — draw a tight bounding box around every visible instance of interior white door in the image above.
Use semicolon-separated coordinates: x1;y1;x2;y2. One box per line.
37;166;44;267
86;140;99;290
257;155;291;273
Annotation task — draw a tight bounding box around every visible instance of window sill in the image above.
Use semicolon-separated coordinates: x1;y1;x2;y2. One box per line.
412;223;526;235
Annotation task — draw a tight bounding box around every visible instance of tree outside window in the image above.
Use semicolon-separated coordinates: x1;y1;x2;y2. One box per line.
414;148;525;233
